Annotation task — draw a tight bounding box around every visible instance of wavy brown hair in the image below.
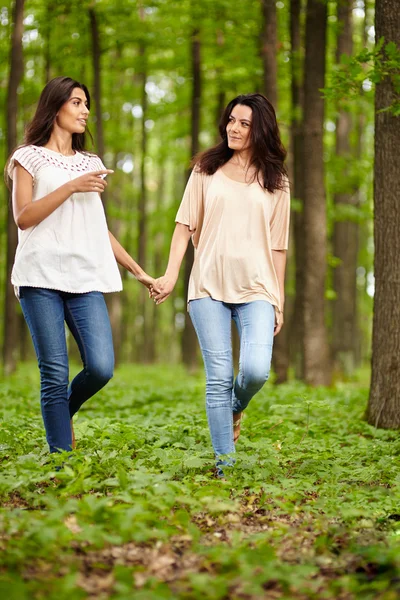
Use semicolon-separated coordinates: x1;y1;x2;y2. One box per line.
194;93;287;193
5;76;92;186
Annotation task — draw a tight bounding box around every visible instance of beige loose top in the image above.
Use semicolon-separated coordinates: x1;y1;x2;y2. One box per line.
175;168;290;313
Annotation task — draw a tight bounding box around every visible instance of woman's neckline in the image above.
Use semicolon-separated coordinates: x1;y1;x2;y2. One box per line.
36;145;81;159
218;166;256;186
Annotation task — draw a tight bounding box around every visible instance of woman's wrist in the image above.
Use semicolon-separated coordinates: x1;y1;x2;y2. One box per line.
65;180;76;195
165;268;179;282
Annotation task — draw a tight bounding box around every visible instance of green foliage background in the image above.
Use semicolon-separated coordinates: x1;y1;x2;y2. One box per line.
0;0;377;363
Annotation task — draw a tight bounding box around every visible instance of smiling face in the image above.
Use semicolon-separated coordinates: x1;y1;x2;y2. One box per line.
55;87;89;134
226;104;253;152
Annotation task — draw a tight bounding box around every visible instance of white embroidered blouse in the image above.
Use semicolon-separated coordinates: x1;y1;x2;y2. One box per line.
8;145;122;294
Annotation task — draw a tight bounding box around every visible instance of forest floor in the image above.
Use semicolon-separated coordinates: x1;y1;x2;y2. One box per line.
0;364;399;600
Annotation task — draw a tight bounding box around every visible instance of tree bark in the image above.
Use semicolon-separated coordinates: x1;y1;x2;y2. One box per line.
261;0;288;383
366;0;400;428
261;0;277;106
302;0;331;386
89;8;105;178
137;34;153;362
332;1;359;376
3;0;25;375
43;1;53;83
89;7;125;364
215;28;225;141
289;0;305;379
181;28;201;370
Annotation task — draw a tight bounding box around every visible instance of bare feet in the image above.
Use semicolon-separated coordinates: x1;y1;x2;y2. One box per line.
70;420;76;450
233;412;242;443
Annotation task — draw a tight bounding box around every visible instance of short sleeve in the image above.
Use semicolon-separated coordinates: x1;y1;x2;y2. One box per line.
175;168;205;238
270;180;291;250
8;146;37;181
88;155;108;178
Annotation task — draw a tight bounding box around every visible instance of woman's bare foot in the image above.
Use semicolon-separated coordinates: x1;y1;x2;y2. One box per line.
233;412;242;443
70;420;76;449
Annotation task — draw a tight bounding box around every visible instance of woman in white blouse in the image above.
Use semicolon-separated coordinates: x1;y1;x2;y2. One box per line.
6;76;155;455
151;94;290;477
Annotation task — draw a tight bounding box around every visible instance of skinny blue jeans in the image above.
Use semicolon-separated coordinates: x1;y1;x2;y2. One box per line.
189;297;275;462
19;287;114;453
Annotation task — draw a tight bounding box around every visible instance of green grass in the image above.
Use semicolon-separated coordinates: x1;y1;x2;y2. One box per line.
0;363;399;599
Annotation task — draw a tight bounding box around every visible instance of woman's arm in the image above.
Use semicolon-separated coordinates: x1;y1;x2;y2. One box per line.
12;165;111;230
271;249;287;336
108;231;156;290
151;223;193;304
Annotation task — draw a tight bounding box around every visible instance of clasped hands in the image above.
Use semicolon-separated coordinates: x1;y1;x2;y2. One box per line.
148;273;177;305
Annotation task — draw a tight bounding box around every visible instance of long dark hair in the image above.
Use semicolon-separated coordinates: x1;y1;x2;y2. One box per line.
195;93;287;193
24;76;91;149
5;76;92;186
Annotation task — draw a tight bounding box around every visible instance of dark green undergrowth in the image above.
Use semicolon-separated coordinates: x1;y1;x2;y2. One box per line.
0;364;399;599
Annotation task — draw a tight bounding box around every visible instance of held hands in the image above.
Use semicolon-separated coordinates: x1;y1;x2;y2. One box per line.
136;271;160;292
70;170;114;194
149;273;177;305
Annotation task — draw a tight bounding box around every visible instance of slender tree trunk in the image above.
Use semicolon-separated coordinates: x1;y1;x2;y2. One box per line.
149;164;166;363
3;0;25;375
302;0;331;386
332;2;358;376
366;0;400;428
89;7;124;364
261;0;277;106
89;9;104;164
43;1;53;83
138;47;147;271
289;0;305;379
181;28;201;370
138;37;152;362
261;0;288;383
215;29;225;141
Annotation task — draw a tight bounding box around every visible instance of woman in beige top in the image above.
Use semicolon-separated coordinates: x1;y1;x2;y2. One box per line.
152;93;290;477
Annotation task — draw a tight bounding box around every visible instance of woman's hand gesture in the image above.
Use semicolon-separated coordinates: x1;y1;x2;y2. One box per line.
70;170;114;194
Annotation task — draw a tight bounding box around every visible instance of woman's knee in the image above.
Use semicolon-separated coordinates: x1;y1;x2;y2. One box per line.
87;358;114;386
242;356;271;391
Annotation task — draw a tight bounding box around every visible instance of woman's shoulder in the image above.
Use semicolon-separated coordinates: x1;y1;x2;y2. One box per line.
11;144;37;160
7;145;44;181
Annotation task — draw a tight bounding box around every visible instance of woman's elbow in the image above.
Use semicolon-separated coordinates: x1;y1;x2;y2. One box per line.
15;215;30;230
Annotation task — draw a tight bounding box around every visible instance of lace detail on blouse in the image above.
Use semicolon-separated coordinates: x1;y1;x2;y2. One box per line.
8;145;104;182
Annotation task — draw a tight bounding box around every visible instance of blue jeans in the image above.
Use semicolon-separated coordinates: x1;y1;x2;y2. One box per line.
19;287;114;453
189;297;275;461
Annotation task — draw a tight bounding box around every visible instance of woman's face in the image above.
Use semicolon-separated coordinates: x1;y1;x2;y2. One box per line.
55;87;89;134
226;104;252;152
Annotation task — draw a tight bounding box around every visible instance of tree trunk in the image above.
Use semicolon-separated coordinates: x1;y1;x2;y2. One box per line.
149;164;166;363
138;35;153;362
366;0;400;428
215;28;225;141
90;7;124;364
3;0;25;375
332;1;358;376
289;0;305;379
43;1;53;83
302;0;331;386
181;28;201;370
89;8;104;172
261;0;277;106
261;0;288;383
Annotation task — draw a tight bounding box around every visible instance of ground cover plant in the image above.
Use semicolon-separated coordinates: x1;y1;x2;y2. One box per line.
0;364;399;599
